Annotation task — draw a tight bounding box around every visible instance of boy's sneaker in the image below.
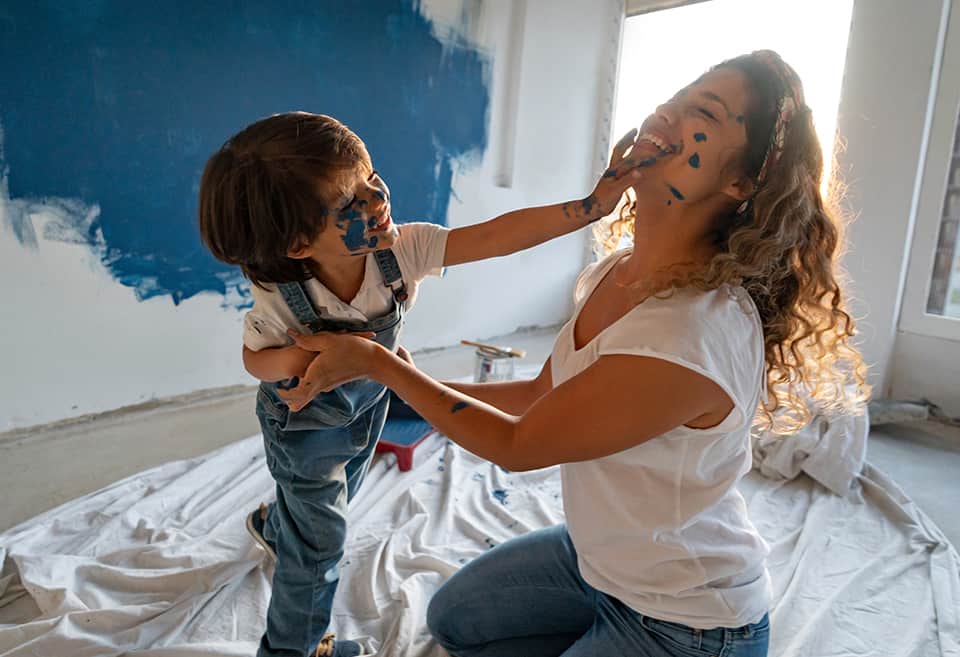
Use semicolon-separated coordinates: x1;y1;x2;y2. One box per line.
314;633;363;657
245;503;277;563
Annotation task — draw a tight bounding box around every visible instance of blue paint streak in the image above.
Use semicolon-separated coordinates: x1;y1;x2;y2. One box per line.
638;157;658;167
668;185;686;201
451;401;468;413
340;218;366;251
492;489;509;505
337;207;369;252
0;1;490;307
694;132;708;142
688;153;700;168
581;195;597;215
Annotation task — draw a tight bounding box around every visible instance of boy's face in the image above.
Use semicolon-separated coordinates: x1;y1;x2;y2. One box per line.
302;164;398;260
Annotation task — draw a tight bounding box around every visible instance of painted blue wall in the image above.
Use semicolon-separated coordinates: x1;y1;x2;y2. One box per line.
0;1;489;306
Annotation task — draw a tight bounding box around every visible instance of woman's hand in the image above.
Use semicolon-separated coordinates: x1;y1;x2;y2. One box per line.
563;128;665;223
396;345;416;367
276;330;380;412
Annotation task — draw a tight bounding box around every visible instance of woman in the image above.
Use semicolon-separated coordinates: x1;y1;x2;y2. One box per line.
280;50;868;656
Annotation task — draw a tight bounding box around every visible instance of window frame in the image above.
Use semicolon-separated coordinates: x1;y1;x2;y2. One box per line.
899;0;960;342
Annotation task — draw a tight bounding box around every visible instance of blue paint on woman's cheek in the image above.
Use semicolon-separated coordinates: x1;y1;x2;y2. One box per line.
688;153;700;168
694;132;707;142
668;185;685;201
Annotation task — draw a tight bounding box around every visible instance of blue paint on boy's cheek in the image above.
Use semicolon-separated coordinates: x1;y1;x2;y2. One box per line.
688;153;700;168
694;132;707;142
341;220;368;251
668;185;685;201
337;208;369;251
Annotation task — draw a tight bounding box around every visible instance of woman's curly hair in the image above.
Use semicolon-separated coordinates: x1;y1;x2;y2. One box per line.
595;52;870;434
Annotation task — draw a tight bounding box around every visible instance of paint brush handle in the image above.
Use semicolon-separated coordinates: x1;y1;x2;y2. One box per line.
460;339;526;359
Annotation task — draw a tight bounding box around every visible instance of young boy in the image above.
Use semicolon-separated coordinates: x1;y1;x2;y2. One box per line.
198;112;646;657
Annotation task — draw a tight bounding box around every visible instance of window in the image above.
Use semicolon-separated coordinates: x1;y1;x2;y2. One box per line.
614;0;854;195
926;117;960;318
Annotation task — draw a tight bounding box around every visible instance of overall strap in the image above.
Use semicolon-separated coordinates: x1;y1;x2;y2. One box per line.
277;281;321;326
373;249;408;303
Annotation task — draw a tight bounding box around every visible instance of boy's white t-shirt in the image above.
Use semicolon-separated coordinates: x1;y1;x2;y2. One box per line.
554;248;772;629
243;222;449;351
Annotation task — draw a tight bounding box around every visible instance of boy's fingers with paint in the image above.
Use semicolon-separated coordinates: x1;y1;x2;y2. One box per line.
580;127;667;221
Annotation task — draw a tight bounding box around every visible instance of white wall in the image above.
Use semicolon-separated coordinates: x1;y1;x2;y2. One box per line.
834;0;948;394
8;0;950;432
0;0;624;432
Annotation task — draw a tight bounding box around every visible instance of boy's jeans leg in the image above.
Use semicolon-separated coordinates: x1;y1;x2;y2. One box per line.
344;395;388;502
258;476;346;657
255;400;385;657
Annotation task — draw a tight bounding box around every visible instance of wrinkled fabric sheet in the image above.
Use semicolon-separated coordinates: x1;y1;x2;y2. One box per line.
1;432;957;656
752;406;870;497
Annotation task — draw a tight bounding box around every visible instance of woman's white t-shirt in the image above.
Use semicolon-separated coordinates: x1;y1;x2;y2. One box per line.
554;248;772;629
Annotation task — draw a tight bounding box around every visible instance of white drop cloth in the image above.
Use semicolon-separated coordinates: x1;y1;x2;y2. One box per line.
1;431;957;656
752;408;870;497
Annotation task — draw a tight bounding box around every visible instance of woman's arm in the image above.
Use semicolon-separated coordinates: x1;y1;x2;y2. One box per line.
442;129;660;267
441;357;553;415
280;334;731;471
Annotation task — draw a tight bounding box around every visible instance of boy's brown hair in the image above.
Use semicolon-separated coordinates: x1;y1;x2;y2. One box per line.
198;112;371;287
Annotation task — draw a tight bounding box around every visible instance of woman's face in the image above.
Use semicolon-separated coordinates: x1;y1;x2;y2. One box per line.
631;67;753;212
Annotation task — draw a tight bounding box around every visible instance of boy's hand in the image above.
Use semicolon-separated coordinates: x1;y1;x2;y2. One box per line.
277;330;378;412
563;128;665;223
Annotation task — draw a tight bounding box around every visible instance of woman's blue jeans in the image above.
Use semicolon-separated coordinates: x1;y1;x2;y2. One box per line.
427;525;769;657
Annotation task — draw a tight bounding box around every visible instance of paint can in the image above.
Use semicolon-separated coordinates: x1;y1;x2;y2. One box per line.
474;349;515;383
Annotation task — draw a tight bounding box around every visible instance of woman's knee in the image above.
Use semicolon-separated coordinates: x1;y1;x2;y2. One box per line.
426;576;461;645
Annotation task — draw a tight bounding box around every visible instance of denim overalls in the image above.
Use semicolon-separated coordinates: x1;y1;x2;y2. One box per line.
254;250;407;657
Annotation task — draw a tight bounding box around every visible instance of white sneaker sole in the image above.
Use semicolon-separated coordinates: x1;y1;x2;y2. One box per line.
245;511;277;563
